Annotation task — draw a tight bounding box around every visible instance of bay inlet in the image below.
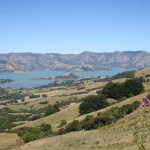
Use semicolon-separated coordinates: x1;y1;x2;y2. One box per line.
0;68;135;88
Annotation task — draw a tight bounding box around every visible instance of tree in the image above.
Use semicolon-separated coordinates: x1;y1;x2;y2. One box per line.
124;78;144;96
57;128;67;135
31;114;41;120
58;120;67;128
39;123;52;132
83;115;96;130
79;95;108;115
45;105;59;116
66;120;83;132
102;82;125;100
102;78;144;100
0;88;7;97
42;94;48;98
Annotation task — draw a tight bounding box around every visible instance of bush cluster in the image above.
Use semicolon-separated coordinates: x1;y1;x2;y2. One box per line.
79;95;108;115
101;78;144;100
111;70;135;79
42;94;48;98
39;101;49;105
145;74;150;77
15;101;140;142
93;70;135;82
58;101;140;134
29;95;40;99
0;103;60;132
16;123;53;143
45;105;59;116
0;88;7;98
28;104;60;117
0;107;31;132
0;90;27;102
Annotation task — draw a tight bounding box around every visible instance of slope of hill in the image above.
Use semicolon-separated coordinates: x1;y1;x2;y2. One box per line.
0;51;150;72
12;92;147;130
14;97;150;150
0;133;20;149
135;67;150;78
1;68;150;150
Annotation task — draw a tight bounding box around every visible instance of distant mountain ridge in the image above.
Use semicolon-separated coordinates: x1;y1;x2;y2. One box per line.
0;51;150;72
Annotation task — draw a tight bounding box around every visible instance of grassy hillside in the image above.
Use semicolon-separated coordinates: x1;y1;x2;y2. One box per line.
3;81;107;112
0;133;21;149
13;103;80;130
1;68;150;150
13;91;147;130
135;68;150;78
15;103;150;150
12;73;149;130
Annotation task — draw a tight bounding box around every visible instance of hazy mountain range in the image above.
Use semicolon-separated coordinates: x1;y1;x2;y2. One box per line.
0;51;150;73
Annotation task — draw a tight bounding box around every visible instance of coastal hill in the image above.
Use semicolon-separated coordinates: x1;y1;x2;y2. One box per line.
32;73;79;80
0;51;150;72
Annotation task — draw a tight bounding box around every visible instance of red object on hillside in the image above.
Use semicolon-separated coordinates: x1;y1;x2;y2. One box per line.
141;97;150;107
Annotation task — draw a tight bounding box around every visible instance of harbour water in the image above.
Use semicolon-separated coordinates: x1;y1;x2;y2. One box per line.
0;68;135;88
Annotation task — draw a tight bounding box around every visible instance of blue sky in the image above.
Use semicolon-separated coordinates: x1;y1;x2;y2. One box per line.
0;0;150;54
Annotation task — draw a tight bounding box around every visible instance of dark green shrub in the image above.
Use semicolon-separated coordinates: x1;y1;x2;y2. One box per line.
145;74;150;77
84;115;94;121
102;78;144;100
16;123;53;143
111;70;135;79
39;123;52;132
132;101;140;111
94;114;113;126
39;101;49;105
45;105;59;116
23;102;29;105
57;128;67;135
66;120;83;132
0;88;8;97
42;94;48;98
79;95;108;115
102;82;126;100
83;118;96;130
31;114;41;120
58;120;67;128
29;95;40;99
124;78;144;96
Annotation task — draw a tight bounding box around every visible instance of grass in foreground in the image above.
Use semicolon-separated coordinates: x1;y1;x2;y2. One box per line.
0;133;21;149
14;105;150;150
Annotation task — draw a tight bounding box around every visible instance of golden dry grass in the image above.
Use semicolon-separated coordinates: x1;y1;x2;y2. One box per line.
13;102;80;130
135;67;150;78
7;96;71;111
112;78;127;83
14;129;135;150
84;81;107;90
24;88;68;102
0;105;4;109
0;133;20;149
143;82;150;91
15;105;150;150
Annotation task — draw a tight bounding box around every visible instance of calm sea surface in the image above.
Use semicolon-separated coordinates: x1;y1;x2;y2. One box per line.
0;68;135;88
